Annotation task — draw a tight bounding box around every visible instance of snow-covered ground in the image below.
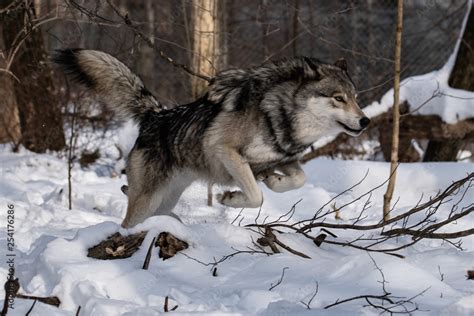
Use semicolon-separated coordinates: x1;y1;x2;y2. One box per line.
0;140;473;315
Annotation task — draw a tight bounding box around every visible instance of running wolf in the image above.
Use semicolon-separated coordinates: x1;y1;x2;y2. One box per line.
52;49;370;227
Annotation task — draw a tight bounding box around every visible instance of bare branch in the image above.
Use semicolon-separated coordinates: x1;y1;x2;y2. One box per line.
300;281;319;309
269;267;289;291
105;0;211;82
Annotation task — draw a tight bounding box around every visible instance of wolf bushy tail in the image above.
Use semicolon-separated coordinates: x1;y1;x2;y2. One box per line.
52;49;162;123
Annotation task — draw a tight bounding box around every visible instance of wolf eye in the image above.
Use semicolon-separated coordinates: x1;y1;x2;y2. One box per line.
334;96;345;103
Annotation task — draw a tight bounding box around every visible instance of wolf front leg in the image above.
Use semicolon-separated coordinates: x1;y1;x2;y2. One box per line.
263;161;306;193
216;148;263;208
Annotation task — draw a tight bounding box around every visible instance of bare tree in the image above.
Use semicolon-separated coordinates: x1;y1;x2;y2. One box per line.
191;0;227;206
449;4;473;91
292;0;299;56
0;29;21;148
1;0;65;153
191;0;226;97
382;0;404;221
135;0;156;88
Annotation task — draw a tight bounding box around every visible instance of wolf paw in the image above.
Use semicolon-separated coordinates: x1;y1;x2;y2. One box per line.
216;191;240;207
263;174;286;192
217;190;262;208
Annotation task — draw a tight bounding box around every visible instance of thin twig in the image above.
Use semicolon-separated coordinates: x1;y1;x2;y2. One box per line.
300;281;319;309
269;267;289;291
142;236;157;270
25;299;37;316
105;0;211;82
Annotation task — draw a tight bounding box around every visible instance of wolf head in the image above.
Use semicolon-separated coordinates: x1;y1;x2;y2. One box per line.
208;57;369;148
291;58;370;142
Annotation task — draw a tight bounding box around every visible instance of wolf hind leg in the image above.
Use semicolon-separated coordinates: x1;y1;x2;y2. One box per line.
263;161;306;193
216;148;263;208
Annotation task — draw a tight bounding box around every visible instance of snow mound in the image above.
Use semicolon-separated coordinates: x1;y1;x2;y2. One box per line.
0;144;473;315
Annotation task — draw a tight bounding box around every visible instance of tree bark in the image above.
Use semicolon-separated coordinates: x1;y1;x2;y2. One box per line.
378;103;420;162
292;0;299;56
1;0;65;152
383;0;403;221
191;0;226;98
423;140;463;162
0;23;21;147
261;0;270;60
136;0;156;89
424;5;473;161
449;5;473;91
191;0;227;206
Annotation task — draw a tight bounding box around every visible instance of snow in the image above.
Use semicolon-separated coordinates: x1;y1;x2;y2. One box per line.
2;9;474;307
364;1;473;124
313;3;473;151
0;140;473;315
363;61;474;124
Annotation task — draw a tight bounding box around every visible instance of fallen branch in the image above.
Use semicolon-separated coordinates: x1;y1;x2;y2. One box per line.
155;232;189;260
164;296;178;312
88;231;147;259
467;270;474;280
142;237;156;270
324;293;395;310
257;227;280;254
88;231;188;260
1;277;19;316
245;172;473;258
1;277;60;313
382;226;474;239
16;293;61;307
257;226;310;259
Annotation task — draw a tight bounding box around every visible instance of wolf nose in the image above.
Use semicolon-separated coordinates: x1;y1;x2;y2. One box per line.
359;117;370;129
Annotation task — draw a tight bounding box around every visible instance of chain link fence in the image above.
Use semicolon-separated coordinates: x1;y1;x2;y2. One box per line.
45;0;467;107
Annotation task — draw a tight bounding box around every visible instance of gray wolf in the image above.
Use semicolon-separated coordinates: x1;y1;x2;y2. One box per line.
52;49;370;228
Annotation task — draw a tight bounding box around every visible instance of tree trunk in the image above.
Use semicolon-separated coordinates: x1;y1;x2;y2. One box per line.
307;0;314;55
0;22;21;147
191;0;227;206
136;0;156;89
292;0;299;56
449;5;473;91
378;103;420;162
260;0;270;60
191;0;226;98
382;0;403;221
423;140;463;162
1;0;65;153
424;5;473;161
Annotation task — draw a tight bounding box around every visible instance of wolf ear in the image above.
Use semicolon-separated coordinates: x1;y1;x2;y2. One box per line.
334;58;348;72
302;57;323;80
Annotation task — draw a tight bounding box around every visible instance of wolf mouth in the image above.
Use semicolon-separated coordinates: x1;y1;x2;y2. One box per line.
337;121;363;134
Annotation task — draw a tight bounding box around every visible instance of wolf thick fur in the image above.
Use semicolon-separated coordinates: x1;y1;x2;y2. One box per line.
53;49;369;228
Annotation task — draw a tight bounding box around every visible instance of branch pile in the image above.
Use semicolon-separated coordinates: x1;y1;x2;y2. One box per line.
247;172;473;258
